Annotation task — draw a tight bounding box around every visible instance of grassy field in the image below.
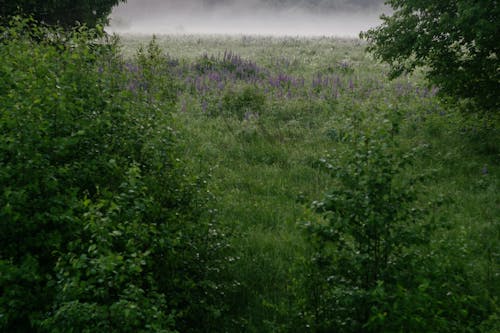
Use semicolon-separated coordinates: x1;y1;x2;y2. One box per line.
118;34;499;332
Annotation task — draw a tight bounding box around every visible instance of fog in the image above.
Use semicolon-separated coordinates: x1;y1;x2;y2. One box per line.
108;0;386;37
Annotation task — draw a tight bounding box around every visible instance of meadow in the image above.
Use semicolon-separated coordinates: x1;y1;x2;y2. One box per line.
1;22;498;332
119;34;499;332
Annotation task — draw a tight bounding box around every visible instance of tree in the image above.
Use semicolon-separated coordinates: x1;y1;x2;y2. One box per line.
362;0;500;111
0;0;126;28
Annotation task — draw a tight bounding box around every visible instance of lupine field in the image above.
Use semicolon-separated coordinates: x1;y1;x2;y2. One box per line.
1;20;499;332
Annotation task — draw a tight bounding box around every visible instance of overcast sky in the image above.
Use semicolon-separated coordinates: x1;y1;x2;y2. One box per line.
108;0;387;37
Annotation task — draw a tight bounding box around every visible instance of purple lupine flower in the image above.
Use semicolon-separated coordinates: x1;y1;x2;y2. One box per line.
332;87;338;99
124;62;139;73
127;80;138;93
430;87;439;96
323;76;329;87
395;83;403;95
208;72;220;82
349;78;354;91
312;77;319;89
420;87;429;97
269;77;276;88
167;58;179;67
217;81;225;90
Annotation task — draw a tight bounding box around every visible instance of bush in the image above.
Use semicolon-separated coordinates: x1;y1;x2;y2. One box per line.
221;86;266;119
132;35;179;106
303;112;430;331
302;109;496;332
0;19;229;332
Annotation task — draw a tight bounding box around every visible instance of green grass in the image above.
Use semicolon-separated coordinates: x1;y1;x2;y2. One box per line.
119;34;499;332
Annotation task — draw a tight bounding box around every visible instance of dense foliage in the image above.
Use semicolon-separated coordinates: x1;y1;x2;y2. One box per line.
0;19;229;332
0;0;125;28
362;0;500;111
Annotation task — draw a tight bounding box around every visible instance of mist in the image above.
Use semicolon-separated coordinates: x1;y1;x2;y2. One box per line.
108;0;386;37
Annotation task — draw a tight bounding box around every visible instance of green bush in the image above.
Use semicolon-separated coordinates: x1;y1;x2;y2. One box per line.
221;86;266;119
303;113;427;331
133;35;178;106
296;114;442;332
302;109;492;332
0;19;229;332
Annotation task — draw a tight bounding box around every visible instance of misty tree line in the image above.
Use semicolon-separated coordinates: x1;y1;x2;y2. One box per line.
129;0;386;11
203;0;383;5
201;0;385;10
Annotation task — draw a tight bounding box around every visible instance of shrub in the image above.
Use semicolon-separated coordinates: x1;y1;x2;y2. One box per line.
221;86;266;119
133;35;178;106
302;110;430;331
303;109;495;332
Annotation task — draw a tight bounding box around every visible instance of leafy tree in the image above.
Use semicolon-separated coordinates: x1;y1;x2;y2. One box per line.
362;0;500;111
0;0;126;28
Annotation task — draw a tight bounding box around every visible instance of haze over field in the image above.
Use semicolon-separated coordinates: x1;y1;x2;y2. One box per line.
109;0;386;37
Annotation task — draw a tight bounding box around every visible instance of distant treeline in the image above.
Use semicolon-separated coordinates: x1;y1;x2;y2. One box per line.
202;0;384;8
117;0;385;13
